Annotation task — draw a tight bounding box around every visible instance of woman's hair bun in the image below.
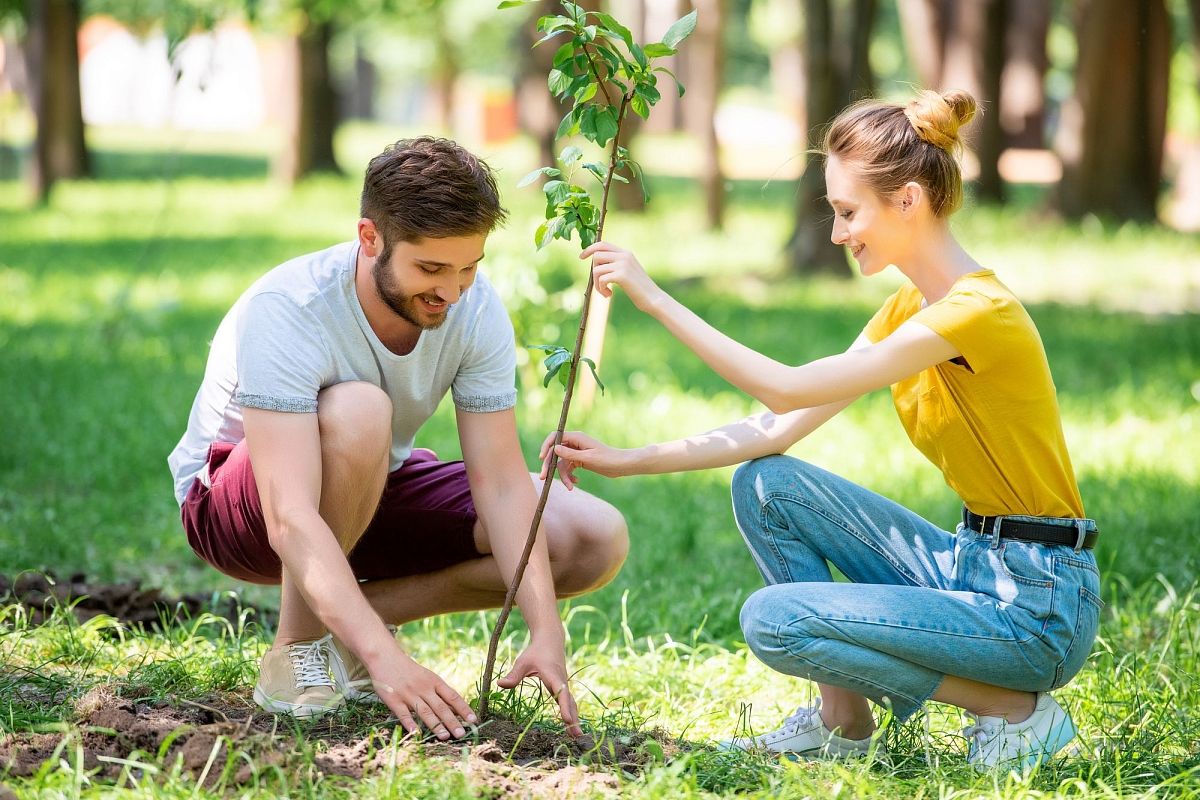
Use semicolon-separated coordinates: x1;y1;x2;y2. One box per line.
903;89;977;152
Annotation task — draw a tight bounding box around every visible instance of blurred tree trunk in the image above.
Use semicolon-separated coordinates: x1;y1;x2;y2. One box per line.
642;0;685;133
789;0;847;276
614;0;647;212
685;0;725;229
346;39;376;120
898;0;1007;203
1055;0;1169;221
1001;0;1049;148
897;0;950;88
842;0;875;99
277;14;341;183
27;0;89;203
431;5;458;133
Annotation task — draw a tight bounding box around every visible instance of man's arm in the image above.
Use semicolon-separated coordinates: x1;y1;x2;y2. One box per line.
455;406;582;737
243;407;476;738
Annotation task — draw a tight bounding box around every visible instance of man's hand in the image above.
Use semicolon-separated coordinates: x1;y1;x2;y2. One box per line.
497;638;582;738
581;242;665;312
538;430;636;488
370;649;478;740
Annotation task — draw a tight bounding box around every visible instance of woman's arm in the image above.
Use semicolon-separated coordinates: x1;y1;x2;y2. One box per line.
585;242;960;413
541;335;870;486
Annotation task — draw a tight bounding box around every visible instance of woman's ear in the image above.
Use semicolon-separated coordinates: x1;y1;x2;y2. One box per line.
898;182;924;215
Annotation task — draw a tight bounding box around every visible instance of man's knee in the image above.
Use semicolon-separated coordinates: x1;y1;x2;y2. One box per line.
316;382;392;468
552;499;629;596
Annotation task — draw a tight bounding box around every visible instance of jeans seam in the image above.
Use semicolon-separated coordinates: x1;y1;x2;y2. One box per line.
763;492;924;587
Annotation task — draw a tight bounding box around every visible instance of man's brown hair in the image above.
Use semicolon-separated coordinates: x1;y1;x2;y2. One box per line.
360;137;508;245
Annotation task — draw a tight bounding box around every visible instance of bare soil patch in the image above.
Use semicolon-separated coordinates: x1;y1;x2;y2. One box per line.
0;572;275;630
0;687;684;797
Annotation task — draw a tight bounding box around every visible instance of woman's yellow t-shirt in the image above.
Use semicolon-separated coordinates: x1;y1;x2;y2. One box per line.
863;270;1084;518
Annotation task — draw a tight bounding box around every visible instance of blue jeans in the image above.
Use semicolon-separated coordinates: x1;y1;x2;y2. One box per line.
731;455;1102;722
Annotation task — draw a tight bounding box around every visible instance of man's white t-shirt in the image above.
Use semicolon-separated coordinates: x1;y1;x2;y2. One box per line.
168;241;518;505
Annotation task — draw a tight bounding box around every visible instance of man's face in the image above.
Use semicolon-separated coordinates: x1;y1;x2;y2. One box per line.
373;233;487;330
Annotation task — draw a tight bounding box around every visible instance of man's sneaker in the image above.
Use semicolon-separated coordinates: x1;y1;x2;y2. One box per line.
326;625;397;703
252;634;343;718
965;692;1077;771
719;700;883;760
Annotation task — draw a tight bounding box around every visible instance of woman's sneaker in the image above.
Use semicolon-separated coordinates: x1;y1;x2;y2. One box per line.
964;692;1077;771
252;634;343;718
719;701;883;759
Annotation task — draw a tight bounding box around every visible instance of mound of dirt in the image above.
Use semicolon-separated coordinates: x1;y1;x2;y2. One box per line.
0;687;685;797
0;572;275;630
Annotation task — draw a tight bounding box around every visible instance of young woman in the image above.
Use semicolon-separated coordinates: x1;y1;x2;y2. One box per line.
541;90;1101;769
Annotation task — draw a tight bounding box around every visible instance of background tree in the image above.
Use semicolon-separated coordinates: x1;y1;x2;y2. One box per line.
1001;0;1049;149
787;0;875;277
24;0;89;203
897;0;1007;202
1054;0;1170;221
683;0;724;229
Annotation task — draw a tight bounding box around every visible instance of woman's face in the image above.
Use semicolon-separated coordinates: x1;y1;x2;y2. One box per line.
824;155;913;276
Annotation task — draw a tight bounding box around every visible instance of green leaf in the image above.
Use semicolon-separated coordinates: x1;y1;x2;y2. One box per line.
560;1;585;24
630;93;649;119
552;41;575;69
662;9;698;49
580;357;605;395
517;166;561;188
544;361;564;388
497;0;532;8
630;42;647;68
574;81;599;103
579;224;597;248
548;68;572;97
636;81;661;104
582;161;606;182
643;43;676;58
534;221;548;248
558;145;584;166
627;159;650;203
526;344;567;355
556;107;581;139
544;348;572;372
593;106;619;146
593;12;633;48
653;66;686;97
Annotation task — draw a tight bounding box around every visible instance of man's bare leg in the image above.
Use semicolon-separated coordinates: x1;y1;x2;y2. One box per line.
274;382;391;646
361;475;628;623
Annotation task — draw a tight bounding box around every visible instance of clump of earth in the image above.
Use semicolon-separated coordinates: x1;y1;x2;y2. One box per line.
0;687;684;797
0;571;276;630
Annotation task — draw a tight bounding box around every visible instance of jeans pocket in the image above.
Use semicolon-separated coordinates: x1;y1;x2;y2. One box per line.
1053;585;1103;688
998;540;1057;620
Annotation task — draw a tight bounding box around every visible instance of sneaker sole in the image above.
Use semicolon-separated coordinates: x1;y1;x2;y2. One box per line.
252;686;341;718
972;714;1078;772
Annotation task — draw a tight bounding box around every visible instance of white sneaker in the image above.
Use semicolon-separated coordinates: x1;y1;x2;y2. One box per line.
720;700;882;759
965;692;1077;771
252;634;343;718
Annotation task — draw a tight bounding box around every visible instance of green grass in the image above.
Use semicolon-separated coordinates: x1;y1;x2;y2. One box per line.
2;125;1199;797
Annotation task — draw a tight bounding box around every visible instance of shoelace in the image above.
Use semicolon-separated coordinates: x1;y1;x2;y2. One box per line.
762;700;822;742
288;634;335;689
962;715;1001;752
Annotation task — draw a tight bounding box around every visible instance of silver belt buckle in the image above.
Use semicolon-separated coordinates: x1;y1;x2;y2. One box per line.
1073;519;1087;552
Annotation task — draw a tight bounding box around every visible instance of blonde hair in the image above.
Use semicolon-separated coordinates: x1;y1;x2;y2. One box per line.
822;89;977;218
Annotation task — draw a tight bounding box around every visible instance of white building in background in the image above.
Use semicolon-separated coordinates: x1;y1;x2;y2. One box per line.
80;17;264;131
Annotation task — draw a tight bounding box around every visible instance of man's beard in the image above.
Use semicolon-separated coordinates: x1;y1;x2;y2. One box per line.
373;243;448;330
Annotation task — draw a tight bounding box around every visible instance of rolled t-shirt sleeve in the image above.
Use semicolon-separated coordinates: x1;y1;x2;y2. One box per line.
451;286;518;413
909;289;1005;375
234;292;330;413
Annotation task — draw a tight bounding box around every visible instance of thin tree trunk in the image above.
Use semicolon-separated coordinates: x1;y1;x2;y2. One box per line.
278;15;341;183
789;0;847;276
977;0;1009;202
641;0;685;133
613;0;647;213
347;39;376;120
517;0;563;171
28;0;89;202
1055;0;1170;220
1001;0;1049;148
843;0;876;100
687;0;725;229
896;0;948;89
431;7;458;133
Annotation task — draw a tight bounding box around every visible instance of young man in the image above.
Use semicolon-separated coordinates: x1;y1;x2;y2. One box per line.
168;137;628;740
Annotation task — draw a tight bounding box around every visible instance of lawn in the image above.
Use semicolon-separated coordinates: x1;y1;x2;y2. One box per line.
1;124;1199;797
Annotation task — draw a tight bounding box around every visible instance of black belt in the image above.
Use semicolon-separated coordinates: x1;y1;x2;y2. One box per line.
963;508;1098;550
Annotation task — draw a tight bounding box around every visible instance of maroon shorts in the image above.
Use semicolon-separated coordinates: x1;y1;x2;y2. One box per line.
180;440;483;585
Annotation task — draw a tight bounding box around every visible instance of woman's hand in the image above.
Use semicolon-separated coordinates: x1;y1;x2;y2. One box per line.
539;430;637;489
580;242;665;312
